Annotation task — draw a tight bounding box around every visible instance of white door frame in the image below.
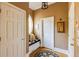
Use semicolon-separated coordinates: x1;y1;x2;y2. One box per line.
68;2;74;57
40;16;55;49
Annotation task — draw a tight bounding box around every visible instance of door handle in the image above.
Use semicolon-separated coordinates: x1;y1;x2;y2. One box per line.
70;43;74;46
22;38;24;40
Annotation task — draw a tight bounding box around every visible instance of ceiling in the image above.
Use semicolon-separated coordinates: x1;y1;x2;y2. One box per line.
29;2;56;10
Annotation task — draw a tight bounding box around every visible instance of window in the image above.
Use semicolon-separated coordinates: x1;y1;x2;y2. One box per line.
28;15;33;34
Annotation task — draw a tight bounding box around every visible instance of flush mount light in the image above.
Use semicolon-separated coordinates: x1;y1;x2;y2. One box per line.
41;2;48;9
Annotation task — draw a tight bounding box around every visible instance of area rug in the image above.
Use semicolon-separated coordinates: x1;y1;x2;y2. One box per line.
30;47;59;57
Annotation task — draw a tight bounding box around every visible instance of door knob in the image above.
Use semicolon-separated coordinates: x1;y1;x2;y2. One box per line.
22;38;24;40
70;43;74;46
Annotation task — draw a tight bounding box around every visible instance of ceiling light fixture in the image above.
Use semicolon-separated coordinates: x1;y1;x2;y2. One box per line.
41;2;48;9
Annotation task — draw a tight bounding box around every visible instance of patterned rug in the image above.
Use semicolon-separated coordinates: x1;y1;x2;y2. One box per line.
34;50;59;57
30;47;59;57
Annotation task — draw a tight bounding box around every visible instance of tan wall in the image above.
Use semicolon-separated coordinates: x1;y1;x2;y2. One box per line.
10;2;29;11
75;2;79;57
34;2;68;50
10;2;29;53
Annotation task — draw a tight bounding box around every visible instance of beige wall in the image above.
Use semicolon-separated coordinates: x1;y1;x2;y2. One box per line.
10;2;29;11
34;2;68;50
75;2;79;57
10;2;29;53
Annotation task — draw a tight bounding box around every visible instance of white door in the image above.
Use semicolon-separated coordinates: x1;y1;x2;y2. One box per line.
0;4;7;56
68;3;74;57
0;3;26;57
43;17;54;50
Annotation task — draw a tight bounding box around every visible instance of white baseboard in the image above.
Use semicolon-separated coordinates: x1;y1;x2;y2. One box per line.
54;47;68;55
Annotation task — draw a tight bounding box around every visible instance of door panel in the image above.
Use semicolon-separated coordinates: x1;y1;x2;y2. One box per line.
0;4;7;56
43;17;54;50
0;3;26;57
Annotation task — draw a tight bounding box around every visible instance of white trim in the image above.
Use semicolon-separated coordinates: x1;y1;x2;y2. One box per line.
54;47;68;55
1;2;26;13
68;2;74;57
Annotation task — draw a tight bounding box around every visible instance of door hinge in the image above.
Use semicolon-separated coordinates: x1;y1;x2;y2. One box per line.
0;9;1;13
0;37;1;41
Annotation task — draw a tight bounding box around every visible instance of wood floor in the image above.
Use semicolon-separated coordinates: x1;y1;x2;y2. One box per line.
29;47;68;57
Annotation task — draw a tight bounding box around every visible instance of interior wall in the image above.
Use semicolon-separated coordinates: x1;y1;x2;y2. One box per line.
9;2;29;53
34;2;68;50
75;2;79;57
